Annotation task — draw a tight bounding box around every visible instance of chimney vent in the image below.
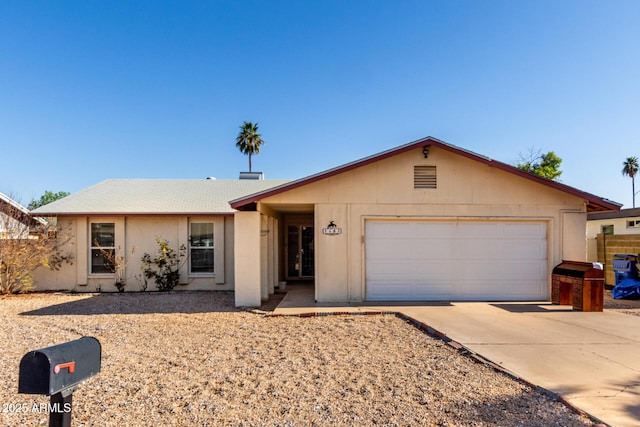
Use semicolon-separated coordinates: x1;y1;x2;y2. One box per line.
239;172;264;180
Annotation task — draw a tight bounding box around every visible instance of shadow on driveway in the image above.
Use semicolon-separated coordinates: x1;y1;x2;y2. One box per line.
490;303;575;313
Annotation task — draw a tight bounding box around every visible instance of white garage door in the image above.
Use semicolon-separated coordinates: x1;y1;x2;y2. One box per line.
365;220;548;301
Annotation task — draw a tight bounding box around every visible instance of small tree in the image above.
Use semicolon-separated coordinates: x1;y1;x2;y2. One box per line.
235;121;265;172
28;191;70;210
97;245;135;292
0;199;73;294
517;149;563;181
140;238;186;291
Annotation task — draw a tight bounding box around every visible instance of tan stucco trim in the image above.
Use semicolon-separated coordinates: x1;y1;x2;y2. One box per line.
560;210;588;261
214;218;225;284
76;217;88;286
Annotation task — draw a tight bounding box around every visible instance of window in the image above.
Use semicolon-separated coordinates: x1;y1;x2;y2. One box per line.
190;223;214;273
602;224;614;235
91;223;115;274
414;165;437;189
627;219;640;228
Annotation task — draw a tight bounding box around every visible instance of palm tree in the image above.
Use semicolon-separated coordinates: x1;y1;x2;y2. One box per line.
622;156;639;208
235;121;265;172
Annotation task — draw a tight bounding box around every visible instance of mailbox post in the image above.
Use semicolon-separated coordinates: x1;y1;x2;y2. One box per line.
18;336;101;427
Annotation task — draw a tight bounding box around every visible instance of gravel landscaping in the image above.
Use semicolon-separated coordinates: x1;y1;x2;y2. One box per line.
604;289;640;317
0;292;604;426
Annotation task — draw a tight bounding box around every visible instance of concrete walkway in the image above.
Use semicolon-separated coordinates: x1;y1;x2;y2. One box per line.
274;285;640;427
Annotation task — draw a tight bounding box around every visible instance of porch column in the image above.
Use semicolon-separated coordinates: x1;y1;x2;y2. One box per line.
267;216;275;295
234;211;261;307
260;215;269;301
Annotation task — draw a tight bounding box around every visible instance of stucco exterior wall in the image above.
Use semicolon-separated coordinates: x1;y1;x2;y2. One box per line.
234;211;261;306
259;146;587;302
33;215;234;292
32;217;78;289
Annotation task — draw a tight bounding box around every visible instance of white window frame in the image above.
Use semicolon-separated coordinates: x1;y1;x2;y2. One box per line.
189;222;214;275
90;222;115;275
626;219;640;229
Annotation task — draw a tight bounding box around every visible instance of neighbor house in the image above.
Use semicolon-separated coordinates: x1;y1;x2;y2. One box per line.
586;208;640;284
587;208;640;240
0;192;39;238
32;137;621;306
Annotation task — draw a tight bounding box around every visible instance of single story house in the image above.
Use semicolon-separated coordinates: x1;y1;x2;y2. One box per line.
33;137;621;306
587;208;640;238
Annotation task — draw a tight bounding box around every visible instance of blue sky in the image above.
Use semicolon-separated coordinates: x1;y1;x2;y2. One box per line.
1;1;639;207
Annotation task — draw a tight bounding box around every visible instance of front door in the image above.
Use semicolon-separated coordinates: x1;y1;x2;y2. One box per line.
287;225;315;279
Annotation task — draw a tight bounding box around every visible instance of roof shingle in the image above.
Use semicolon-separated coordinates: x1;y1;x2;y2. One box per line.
31;179;290;215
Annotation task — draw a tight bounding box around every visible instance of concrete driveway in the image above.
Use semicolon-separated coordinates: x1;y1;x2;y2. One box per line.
275;287;640;427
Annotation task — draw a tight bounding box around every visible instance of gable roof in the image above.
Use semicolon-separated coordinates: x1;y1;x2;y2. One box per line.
31;179;290;216
230;136;621;213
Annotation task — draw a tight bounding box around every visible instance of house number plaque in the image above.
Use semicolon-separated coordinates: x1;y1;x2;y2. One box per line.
322;220;342;235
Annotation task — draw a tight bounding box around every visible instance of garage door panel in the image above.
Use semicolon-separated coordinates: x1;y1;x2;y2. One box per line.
459;239;546;260
369;261;456;282
415;285;452;298
502;222;547;237
366;220;548;301
457;222;501;238
367;281;453;300
368;221;456;239
457;261;547;281
367;238;456;260
493;241;546;259
413;261;456;280
459;222;546;239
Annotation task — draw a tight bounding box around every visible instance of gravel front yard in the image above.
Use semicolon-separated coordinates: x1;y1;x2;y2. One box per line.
0;292;599;426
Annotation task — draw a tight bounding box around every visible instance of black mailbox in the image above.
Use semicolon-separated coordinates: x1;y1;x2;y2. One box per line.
19;336;101;396
19;337;101;427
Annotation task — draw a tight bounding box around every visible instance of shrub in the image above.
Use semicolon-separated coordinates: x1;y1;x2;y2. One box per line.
140;238;186;291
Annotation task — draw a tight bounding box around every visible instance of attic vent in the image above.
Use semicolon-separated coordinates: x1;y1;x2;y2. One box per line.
414;166;437;189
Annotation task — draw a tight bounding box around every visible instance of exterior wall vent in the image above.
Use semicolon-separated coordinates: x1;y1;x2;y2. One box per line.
414;165;436;189
239;172;264;180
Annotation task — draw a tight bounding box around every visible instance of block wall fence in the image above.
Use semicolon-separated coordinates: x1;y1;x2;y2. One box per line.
595;234;640;286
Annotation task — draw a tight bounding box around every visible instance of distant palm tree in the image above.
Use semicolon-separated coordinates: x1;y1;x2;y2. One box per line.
235;121;265;172
622;156;639;208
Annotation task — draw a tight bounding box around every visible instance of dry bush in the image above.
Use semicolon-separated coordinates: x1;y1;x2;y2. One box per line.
0;199;72;294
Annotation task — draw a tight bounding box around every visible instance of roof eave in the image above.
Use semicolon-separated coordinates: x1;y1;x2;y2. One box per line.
230;137;622;213
34;211;235;216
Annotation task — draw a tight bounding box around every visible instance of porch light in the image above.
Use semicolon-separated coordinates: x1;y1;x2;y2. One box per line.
423;146;430;158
